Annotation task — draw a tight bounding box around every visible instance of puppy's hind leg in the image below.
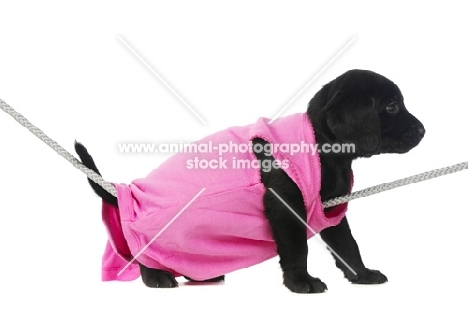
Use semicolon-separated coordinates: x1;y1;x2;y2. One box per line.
139;263;178;288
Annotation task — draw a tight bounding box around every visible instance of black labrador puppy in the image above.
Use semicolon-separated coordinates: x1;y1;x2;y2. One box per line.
75;69;424;293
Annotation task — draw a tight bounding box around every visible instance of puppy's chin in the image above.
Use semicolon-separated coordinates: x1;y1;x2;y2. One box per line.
378;140;422;154
356;147;380;158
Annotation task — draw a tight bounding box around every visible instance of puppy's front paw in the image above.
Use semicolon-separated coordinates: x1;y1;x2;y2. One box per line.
349;268;388;285
284;273;328;294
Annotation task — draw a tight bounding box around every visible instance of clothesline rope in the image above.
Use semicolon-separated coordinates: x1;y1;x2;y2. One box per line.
0;99;117;197
1;98;466;208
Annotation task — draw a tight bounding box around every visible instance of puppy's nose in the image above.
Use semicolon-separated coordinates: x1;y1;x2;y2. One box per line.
418;126;425;137
412;123;425;137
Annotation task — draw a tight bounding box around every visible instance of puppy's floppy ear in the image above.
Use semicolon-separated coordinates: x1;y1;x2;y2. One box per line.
326;93;381;156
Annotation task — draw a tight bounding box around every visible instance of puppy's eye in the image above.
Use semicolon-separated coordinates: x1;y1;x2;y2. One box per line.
385;103;399;114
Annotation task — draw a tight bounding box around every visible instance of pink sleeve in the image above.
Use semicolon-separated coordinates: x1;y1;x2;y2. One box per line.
101;200;140;281
102;241;140;281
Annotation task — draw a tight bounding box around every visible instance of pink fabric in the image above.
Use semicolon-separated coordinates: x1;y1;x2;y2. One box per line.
101;113;349;281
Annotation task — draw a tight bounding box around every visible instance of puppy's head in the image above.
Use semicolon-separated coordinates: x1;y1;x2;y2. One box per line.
307;69;425;158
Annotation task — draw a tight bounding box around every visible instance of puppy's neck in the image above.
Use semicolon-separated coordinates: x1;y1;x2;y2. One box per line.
315;134;354;202
309;115;354;201
311;121;356;164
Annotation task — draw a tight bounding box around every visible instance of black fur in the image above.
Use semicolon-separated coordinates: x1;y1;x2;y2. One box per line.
75;69;424;293
74;141;117;206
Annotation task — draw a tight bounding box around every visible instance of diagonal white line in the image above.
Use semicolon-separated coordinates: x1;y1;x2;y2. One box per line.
117;188;206;276
268;188;357;276
118;36;207;125
269;37;356;124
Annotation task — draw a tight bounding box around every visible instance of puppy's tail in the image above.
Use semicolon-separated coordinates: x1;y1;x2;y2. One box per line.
74;141;118;207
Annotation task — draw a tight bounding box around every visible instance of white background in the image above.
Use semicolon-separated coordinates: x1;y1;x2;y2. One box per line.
1;1;467;310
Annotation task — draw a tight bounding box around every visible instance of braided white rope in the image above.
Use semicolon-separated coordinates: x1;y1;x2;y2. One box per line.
1;98;467;208
0;99;117;197
322;161;468;208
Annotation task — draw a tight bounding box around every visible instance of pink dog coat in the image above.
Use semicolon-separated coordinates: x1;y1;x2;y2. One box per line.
101;113;349;281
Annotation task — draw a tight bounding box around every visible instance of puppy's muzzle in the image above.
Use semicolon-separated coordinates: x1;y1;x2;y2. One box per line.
403;121;425;144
